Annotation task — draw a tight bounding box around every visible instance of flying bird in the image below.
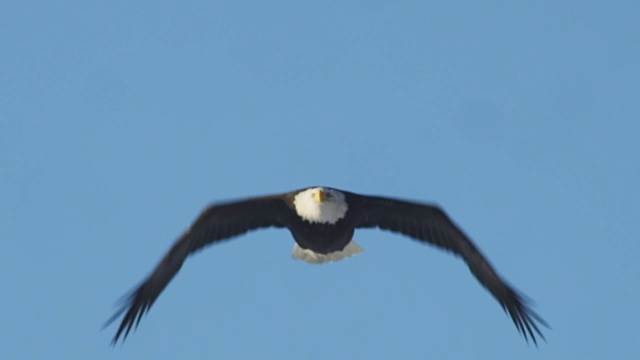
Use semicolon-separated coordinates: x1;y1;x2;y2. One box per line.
105;186;546;344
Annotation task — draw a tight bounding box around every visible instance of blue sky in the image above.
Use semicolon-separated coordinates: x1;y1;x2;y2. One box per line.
2;1;639;358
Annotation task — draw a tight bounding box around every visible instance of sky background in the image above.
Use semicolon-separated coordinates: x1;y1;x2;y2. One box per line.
2;1;639;359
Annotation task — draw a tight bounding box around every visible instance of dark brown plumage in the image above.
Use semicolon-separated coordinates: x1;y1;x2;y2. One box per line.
105;187;546;345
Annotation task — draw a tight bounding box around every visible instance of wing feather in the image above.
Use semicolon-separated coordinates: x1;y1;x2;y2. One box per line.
105;194;289;344
347;193;547;344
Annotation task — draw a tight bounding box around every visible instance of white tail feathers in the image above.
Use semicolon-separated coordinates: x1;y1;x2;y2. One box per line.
292;241;364;264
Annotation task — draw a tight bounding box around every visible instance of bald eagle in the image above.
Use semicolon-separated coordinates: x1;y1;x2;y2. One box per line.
105;187;546;344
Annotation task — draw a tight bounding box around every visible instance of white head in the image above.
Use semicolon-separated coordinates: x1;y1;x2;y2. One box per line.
293;187;348;224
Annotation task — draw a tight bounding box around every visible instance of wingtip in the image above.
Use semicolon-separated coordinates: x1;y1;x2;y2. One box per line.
500;287;549;346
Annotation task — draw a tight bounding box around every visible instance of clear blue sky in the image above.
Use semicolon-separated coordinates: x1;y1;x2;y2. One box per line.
2;1;639;359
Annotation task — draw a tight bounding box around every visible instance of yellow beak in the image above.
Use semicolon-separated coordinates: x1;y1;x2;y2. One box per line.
314;190;325;203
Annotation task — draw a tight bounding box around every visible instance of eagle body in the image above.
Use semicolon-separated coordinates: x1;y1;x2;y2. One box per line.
289;220;356;256
106;186;547;345
287;188;359;261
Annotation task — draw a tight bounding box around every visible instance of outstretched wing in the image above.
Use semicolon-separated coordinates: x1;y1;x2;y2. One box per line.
346;193;547;344
105;194;290;344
